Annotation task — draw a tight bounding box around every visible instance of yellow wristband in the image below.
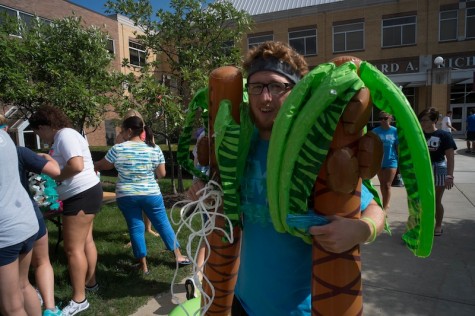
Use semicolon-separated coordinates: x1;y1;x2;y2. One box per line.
361;217;377;244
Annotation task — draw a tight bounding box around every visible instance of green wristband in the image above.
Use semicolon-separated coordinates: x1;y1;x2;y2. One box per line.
361;217;377;244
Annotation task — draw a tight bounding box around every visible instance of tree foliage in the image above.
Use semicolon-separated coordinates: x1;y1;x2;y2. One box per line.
114;70;183;141
106;0;251;113
105;0;251;193
0;15;123;132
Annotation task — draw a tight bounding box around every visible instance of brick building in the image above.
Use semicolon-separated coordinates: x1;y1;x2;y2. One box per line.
230;0;475;134
2;0;474;142
0;0;149;147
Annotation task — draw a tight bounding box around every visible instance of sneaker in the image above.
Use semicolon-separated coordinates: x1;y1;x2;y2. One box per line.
43;307;62;316
85;283;99;292
61;299;89;316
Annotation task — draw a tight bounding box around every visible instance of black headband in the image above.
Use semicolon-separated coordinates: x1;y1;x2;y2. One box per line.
247;56;301;84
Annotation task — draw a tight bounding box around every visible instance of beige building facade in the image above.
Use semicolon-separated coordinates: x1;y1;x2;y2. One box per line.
232;0;475;134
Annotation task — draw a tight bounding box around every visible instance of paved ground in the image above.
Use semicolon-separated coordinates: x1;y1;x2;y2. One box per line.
131;137;475;315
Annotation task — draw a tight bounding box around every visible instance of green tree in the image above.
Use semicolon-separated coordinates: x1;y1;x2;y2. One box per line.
114;70;184;193
106;0;251;113
107;0;251;192
0;15;124;133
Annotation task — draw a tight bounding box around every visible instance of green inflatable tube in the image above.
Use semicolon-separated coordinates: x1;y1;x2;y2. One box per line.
359;61;434;257
168;297;201;316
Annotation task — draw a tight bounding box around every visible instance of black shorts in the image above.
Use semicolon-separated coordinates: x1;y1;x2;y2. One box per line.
62;183;103;216
467;131;475;141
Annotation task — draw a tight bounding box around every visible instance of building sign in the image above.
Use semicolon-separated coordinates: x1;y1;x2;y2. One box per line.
441;53;475;69
370;58;420;75
370;52;475;75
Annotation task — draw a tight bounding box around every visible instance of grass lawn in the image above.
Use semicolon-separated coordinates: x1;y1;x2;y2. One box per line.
42;178;196;315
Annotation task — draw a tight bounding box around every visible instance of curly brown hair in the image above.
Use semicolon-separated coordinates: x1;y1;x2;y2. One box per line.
243;41;308;81
29;105;73;130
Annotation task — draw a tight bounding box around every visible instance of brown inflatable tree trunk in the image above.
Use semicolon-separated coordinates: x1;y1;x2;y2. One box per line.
201;66;243;315
312;56;379;315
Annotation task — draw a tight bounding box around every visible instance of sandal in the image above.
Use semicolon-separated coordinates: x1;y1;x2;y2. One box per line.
131;263;150;274
178;258;192;266
434;229;444;236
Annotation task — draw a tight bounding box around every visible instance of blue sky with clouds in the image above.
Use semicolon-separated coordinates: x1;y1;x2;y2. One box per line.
69;0;170;15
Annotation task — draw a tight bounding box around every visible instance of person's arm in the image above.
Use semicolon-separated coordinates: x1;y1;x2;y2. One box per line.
37;153;61;178
55;156;84;181
94;158;115;172
445;148;455;190
155;163;166;179
308;200;385;253
447;118;457;131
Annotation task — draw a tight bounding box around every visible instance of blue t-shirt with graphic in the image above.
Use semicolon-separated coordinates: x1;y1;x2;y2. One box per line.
234;135;373;316
371;126;398;168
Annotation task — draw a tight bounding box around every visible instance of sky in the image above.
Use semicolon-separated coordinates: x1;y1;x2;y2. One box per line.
68;0;171;16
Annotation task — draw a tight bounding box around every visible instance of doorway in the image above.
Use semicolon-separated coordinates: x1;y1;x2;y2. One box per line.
450;104;475;136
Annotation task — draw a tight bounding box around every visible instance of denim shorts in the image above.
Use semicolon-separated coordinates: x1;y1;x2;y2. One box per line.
0;233;37;266
432;161;447;187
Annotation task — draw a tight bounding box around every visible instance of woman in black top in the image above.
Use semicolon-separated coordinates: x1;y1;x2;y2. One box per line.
418;107;457;236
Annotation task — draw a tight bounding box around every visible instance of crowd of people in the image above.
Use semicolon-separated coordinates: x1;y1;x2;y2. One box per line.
0;40;470;316
0;108;187;316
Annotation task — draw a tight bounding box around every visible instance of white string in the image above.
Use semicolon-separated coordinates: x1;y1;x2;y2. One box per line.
170;180;235;316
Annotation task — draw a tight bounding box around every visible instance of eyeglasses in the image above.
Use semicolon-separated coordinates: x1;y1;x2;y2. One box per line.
380;117;390;121
246;82;294;96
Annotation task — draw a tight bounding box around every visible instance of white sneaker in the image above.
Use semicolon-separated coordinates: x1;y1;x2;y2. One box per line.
61;299;89;316
36;288;43;306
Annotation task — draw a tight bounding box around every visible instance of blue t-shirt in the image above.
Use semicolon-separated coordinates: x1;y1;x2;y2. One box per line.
235;136;373;316
16;146;48;196
16;146;49;217
371;126;398;168
105;141;165;197
467;114;475;132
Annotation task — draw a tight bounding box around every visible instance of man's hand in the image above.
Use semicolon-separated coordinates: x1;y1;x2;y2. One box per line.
308;215;370;253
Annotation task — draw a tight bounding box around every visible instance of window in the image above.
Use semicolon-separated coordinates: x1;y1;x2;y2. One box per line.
402;87;416;109
19;11;34;30
467;8;475;39
105;120;116;146
0;5;50;36
289;28;317;56
0;5;16;24
382;16;416;47
0;5;20;35
333;22;364;53
107;39;115;55
247;34;273;50
439;10;458;41
221;39;234;56
129;40;146;67
451;84;475;104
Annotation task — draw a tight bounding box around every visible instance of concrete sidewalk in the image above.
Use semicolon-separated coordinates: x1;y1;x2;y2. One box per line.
131;137;475;315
